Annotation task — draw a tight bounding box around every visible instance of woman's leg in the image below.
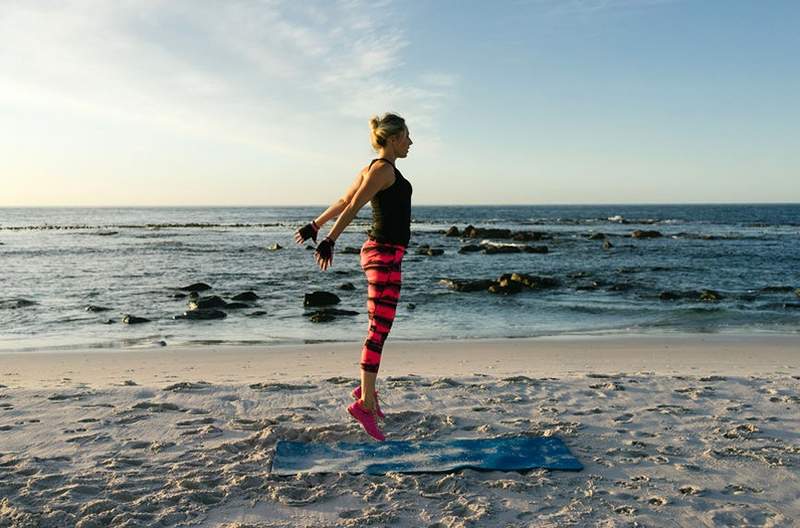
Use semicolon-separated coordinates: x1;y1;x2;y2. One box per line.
359;243;403;411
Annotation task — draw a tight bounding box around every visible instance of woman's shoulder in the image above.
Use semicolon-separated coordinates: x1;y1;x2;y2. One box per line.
363;160;396;190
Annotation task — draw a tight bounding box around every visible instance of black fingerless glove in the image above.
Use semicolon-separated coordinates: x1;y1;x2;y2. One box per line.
297;220;319;243
315;237;335;263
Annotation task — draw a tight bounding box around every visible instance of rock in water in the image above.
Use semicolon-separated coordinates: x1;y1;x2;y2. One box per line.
174;309;227;320
339;282;356;291
188;296;228;310
0;299;36;309
631;230;663;239
232;291;259;301
267;243;283;251
304;291;341;307
85;305;111;312
178;282;212;292
458;244;482;253
524;245;548;253
699;289;722;302
310;312;335;323
122;314;150;324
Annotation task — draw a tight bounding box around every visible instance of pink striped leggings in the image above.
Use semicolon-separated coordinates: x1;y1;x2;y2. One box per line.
360;237;406;373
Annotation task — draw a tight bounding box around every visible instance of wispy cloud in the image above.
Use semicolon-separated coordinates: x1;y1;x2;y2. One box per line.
516;0;682;17
0;0;454;160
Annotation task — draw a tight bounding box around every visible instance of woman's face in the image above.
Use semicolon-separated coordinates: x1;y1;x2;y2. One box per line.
392;127;413;158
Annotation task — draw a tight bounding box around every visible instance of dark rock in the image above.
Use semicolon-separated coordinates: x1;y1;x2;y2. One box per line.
489;277;524;295
699;289;722;302
267;243;283;251
232;291;259;301
304;291;341;307
417;245;444;256
188;291;200;300
341;247;360;254
407;303;416;310
102;319;115;324
308;307;358;317
122;314;150;324
310;312;335;323
172;293;187;299
511;231;549;241
483;243;522;254
463;225;512;239
224;302;250;310
796;288;800;298
458;244;482;253
85;305;111;312
94;230;118;236
0;299;37;309
631;230;663;239
339;282;356;291
659;291;682;301
504;273;560;289
524;245;548;254
759;286;795;293
188;296;227;311
782;303;800;310
178;283;212;292
247;311;267;317
603;239;614;250
440;279;495;292
174;309;227;320
445;226;460;237
588;233;606;240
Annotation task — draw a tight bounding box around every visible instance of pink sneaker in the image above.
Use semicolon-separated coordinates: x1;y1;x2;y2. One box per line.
347;399;385;441
351;386;385;419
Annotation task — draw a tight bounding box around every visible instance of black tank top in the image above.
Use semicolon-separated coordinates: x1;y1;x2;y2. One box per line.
366;158;412;247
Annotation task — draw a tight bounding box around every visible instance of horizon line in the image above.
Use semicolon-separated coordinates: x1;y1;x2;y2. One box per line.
0;201;799;209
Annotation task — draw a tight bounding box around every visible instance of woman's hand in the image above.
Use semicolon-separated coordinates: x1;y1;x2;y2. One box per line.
314;237;335;270
295;220;319;245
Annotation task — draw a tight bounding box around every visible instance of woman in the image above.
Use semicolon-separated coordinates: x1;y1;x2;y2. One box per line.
294;112;413;441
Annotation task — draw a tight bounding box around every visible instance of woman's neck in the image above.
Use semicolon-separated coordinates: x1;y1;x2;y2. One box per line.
376;150;397;164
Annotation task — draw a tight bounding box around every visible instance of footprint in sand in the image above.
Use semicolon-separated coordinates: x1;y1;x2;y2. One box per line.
613;413;634;423
163;381;214;391
679;485;703;495
249;382;318;392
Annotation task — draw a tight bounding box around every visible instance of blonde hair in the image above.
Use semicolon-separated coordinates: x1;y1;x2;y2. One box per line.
369;112;407;151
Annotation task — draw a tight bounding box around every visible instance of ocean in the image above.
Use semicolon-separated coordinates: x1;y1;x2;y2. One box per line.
1;204;798;352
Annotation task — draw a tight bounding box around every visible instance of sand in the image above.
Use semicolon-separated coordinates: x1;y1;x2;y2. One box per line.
0;333;798;527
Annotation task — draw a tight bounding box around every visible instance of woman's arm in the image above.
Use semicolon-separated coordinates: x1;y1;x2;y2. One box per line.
324;164;393;242
295;168;370;245
312;170;368;227
313;162;393;270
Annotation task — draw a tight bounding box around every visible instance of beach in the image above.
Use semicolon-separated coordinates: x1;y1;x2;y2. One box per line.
1;334;798;527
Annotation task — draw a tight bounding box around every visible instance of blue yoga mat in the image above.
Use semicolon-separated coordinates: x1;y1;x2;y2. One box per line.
271;435;583;475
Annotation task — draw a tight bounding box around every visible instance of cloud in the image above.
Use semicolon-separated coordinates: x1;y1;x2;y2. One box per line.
515;0;681;17
0;0;455;160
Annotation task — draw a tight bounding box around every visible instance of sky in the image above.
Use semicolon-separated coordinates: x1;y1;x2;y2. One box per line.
0;0;798;207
